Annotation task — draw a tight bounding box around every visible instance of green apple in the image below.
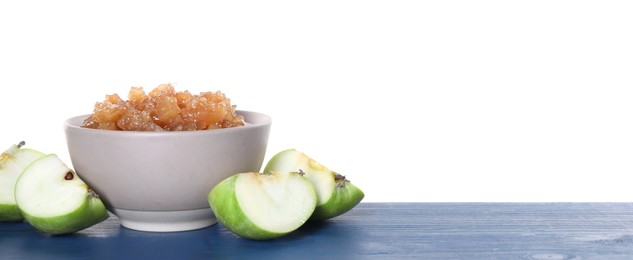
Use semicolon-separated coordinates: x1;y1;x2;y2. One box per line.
208;171;317;240
0;141;45;222
14;154;108;235
264;149;364;220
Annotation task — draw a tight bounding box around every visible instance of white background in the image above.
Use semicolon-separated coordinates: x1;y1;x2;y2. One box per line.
1;1;632;202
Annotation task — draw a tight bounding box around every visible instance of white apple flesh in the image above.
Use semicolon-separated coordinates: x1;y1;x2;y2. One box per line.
0;141;45;222
14;154;108;235
208;171;317;240
264;149;364;220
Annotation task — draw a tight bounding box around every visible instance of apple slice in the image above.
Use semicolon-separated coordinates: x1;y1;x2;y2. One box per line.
264;149;364;220
208;171;317;240
14;154;108;235
0;141;45;222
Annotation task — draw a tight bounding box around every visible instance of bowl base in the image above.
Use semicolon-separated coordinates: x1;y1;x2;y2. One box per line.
112;208;217;232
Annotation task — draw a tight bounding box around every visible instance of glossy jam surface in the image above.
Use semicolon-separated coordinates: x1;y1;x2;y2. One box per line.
82;84;245;131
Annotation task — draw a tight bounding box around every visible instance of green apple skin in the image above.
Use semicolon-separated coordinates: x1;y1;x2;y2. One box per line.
310;180;364;220
0;142;45;222
0;204;24;222
209;171;317;240
14;154;109;235
264;149;364;221
20;196;108;235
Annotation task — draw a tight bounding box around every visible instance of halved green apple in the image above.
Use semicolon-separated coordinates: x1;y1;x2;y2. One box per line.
0;141;45;222
264;149;364;220
14;154;108;235
208;171;317;240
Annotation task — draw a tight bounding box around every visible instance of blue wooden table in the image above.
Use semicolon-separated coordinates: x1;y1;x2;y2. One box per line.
3;203;633;259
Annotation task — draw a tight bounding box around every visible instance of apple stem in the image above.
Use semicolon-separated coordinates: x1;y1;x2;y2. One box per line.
17;141;25;149
297;169;305;176
64;171;74;180
334;172;350;187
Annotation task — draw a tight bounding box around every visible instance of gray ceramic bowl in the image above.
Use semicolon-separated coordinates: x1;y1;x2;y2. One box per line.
64;110;271;232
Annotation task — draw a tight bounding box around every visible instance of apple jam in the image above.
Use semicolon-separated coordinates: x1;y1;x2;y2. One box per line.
82;84;245;131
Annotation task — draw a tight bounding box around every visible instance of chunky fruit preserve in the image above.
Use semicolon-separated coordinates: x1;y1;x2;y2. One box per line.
82;84;245;131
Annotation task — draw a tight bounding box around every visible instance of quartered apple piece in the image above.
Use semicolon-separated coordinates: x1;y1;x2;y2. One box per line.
14;154;108;235
264;149;364;220
208;171;317;240
0;141;45;222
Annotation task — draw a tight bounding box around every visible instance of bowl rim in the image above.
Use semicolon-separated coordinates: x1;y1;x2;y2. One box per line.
64;110;271;136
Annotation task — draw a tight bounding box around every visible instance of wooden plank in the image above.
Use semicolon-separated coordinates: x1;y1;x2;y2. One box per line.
3;203;633;259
